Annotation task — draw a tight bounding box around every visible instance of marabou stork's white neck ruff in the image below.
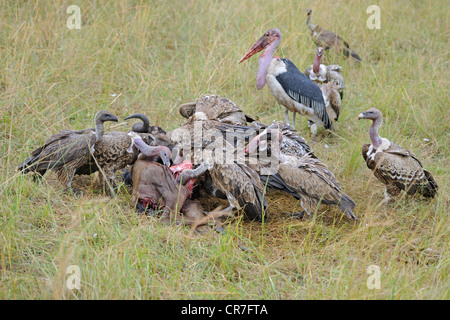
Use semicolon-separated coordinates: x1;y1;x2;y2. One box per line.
239;28;330;137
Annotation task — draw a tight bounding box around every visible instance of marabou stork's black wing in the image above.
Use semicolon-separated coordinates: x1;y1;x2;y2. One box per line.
276;58;330;129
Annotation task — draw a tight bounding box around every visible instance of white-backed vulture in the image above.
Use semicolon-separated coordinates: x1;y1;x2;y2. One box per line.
168;120;269;221
86;129;140;190
246;129;357;220
17;110;118;189
306;8;361;61
358;108;438;202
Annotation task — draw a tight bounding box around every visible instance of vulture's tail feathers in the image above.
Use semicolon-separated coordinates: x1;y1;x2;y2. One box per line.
338;193;358;220
342;47;361;62
420;170;439;198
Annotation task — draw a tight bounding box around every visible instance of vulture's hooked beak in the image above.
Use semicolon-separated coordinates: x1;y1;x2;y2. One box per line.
109;115;119;122
239;36;267;64
160;151;171;167
358;112;366;120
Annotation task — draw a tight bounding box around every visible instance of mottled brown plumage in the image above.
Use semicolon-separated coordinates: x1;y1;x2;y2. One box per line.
246;129;357;220
306;9;361;61
178;94;256;125
359;108;438;199
278;154;357;219
90;131;140;187
17;110;118;188
266;121;315;158
209;161;268;221
167;95;269;220
319;82;341;129
168;120;269;221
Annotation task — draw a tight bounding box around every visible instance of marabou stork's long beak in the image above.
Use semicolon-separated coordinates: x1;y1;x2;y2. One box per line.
238;35;267;63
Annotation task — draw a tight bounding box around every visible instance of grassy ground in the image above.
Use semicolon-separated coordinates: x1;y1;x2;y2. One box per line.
0;0;448;299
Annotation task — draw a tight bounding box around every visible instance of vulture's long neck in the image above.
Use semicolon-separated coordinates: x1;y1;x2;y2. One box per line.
306;15;317;32
313;54;322;74
369;117;383;148
257;38;280;90
136;116;149;132
134;138;169;158
95;121;105;141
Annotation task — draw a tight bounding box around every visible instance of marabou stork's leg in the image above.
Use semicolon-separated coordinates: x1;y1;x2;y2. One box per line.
310;122;318;143
292;111;296;128
285;109;290;126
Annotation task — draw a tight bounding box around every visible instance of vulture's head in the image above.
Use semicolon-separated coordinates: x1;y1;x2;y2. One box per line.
358;108;383;122
306;8;312;16
124;113;150;133
316;47;324;57
179;101;196;119
95;110;119;124
128;132;172;167
238;28;281;64
156;146;172;167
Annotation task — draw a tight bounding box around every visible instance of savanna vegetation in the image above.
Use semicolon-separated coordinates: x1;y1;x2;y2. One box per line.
0;0;448;299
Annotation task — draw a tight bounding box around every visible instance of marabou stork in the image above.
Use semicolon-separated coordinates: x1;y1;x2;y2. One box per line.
239;28;330;140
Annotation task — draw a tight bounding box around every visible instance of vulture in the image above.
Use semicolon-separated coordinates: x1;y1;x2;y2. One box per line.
17;110;118;189
358;108;438;202
166;94;269;221
124;113;167;135
319;82;342;131
124;113;173;151
304;47;345;99
306;8;361;62
60;113;148;192
128;132;227;231
177;93;257;125
239;28;330;140
167;120;269;221
84;127;141;191
246;129;358;220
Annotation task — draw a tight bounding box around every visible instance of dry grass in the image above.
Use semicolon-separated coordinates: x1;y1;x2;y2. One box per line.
0;0;449;299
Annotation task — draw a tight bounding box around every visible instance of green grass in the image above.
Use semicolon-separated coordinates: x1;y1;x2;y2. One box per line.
0;0;449;299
